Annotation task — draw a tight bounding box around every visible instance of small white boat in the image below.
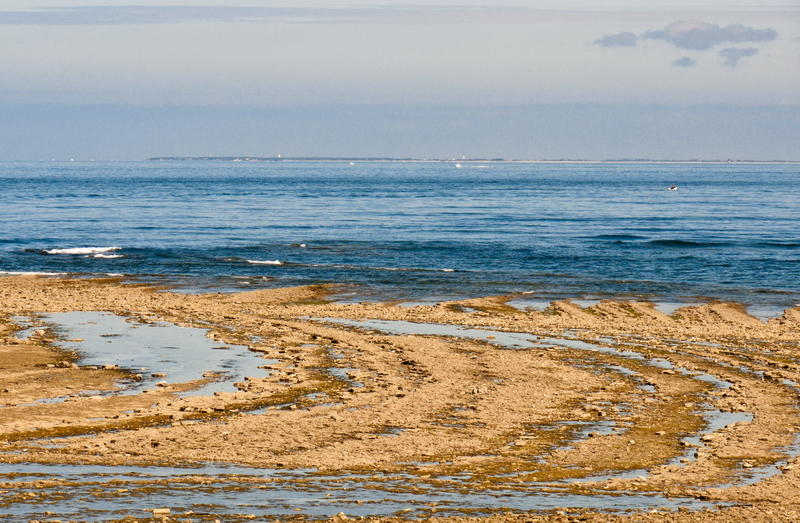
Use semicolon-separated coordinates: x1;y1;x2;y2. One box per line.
668;185;678;191
455;163;462;168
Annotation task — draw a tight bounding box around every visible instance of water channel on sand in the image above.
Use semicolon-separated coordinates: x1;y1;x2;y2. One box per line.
319;319;795;483
2;309;798;521
0;461;730;521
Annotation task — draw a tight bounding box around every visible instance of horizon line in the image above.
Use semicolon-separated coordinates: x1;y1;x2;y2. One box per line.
144;157;800;164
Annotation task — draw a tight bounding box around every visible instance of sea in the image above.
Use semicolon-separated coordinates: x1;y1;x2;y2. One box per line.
1;160;799;311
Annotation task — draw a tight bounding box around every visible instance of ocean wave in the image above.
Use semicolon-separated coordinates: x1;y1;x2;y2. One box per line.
755;242;800;249
44;247;121;255
592;234;647;240
304;262;458;273
646;240;727;248
93;254;123;259
374;267;457;272
246;260;283;265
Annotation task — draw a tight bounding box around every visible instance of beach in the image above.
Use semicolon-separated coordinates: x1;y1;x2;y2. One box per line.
3;275;800;521
3;0;798;519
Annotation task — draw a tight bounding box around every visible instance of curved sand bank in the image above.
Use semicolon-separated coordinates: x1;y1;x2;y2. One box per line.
2;276;800;522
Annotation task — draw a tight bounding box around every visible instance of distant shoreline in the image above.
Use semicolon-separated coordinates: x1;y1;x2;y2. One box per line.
146;156;800;164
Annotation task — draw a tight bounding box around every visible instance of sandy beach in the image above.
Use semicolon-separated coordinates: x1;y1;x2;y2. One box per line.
3;275;800;522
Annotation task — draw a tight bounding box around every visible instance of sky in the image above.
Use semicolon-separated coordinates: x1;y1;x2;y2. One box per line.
0;1;797;160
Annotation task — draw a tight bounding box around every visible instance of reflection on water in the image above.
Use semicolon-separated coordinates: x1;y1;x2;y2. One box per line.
652;302;704;316
17;311;270;397
745;304;790;322
2;314;795;520
0;461;729;522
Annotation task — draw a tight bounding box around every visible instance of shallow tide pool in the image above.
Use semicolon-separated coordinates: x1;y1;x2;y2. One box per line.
1;313;793;521
18;311;271;397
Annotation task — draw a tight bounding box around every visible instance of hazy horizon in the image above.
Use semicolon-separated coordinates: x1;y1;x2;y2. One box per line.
2;102;797;162
1;1;797;161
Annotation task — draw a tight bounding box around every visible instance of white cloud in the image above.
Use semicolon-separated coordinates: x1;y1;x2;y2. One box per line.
642;20;777;50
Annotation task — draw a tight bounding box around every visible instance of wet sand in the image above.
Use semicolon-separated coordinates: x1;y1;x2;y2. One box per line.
2;276;800;522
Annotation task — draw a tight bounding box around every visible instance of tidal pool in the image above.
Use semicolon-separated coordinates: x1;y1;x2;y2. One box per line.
0;461;729;522
17;311;272;397
0;314;791;521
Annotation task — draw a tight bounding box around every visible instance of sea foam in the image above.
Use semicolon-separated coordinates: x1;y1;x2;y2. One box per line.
246;260;282;265
45;247;121;255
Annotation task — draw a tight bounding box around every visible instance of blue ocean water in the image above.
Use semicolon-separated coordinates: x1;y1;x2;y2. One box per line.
1;160;799;307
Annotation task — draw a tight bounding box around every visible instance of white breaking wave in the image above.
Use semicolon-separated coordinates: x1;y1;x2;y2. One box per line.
45;247;121;255
93;254;123;259
246;260;282;265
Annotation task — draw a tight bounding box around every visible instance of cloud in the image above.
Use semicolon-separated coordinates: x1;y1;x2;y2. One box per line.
594;32;638;48
642;21;777;51
595;20;777;68
0;6;640;26
0;6;267;25
719;47;758;67
672;56;697;67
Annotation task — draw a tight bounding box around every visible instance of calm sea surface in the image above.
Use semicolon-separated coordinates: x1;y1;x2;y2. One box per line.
1;160;798;308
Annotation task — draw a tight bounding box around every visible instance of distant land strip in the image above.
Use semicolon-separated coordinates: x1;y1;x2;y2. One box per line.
147;156;798;163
